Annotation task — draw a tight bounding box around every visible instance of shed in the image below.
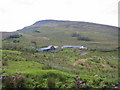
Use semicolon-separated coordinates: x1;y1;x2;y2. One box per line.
38;45;56;52
61;45;87;49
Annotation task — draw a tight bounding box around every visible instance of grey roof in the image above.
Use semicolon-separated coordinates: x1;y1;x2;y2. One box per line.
38;45;54;51
61;45;87;49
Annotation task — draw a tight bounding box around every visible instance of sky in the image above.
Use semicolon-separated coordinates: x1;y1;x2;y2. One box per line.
0;0;119;32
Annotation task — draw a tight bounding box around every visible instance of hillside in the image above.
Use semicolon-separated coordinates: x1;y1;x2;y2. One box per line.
2;20;118;50
1;20;119;89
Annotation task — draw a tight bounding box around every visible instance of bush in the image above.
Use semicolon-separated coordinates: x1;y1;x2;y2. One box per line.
71;33;80;37
3;73;25;88
90;49;97;51
71;33;91;41
13;40;20;43
2;60;8;66
42;64;53;70
59;75;66;81
47;77;56;88
34;30;41;33
2;57;8;66
77;37;91;41
7;34;22;39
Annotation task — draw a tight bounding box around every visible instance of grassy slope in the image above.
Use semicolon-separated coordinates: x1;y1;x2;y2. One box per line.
2;49;119;88
2;20;118;49
1;20;119;88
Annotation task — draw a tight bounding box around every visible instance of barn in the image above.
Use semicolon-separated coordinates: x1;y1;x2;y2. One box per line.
61;45;87;49
38;45;58;52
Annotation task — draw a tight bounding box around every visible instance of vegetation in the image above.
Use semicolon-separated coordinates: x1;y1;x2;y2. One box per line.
71;33;91;41
2;49;119;89
6;34;22;39
77;36;91;41
34;30;41;33
1;20;119;89
71;33;80;37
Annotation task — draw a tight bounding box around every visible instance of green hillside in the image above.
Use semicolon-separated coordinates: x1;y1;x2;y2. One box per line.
1;20;119;89
2;20;118;50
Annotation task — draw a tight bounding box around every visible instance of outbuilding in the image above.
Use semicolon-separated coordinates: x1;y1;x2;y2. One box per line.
38;45;57;52
61;45;87;49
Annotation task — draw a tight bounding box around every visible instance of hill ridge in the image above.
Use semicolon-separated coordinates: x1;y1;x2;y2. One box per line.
18;19;118;32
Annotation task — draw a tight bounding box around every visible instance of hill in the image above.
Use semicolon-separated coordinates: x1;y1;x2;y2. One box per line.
2;20;118;50
1;20;119;89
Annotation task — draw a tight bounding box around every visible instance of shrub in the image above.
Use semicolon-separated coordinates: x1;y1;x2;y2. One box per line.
2;73;25;88
77;37;91;41
90;48;96;51
13;40;20;43
42;64;53;70
34;30;41;33
7;34;22;39
2;60;8;66
2;57;8;66
59;75;66;81
71;33;80;37
74;76;87;88
47;77;56;88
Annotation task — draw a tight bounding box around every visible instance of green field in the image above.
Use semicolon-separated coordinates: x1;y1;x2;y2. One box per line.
2;49;119;88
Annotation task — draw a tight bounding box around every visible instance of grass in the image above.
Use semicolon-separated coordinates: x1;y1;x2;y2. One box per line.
2;50;22;55
5;61;43;74
2;49;119;88
2;20;118;50
1;20;119;88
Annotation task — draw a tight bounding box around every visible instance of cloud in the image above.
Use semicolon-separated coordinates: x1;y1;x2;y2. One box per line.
13;0;39;6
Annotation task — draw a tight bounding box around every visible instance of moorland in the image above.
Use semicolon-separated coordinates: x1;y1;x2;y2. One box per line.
1;20;119;89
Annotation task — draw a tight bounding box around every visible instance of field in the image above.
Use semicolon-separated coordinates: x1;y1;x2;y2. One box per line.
2;48;119;89
1;20;120;89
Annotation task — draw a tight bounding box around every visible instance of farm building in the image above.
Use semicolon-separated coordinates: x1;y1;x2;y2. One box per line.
61;45;87;49
38;45;58;52
38;45;87;52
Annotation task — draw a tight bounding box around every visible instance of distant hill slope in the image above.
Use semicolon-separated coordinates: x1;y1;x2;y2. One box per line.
18;20;118;34
2;20;119;49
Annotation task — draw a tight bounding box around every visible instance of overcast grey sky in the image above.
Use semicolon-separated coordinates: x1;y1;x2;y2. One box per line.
0;0;119;32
